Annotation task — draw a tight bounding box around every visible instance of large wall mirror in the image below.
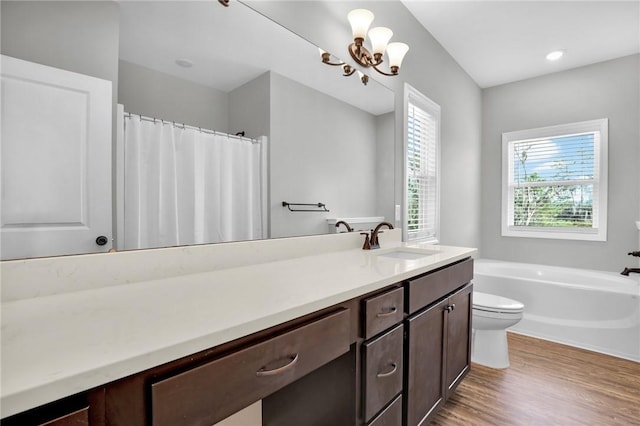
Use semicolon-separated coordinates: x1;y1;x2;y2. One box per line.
0;0;395;260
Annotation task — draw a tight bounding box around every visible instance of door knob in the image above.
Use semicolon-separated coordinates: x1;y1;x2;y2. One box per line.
96;236;109;246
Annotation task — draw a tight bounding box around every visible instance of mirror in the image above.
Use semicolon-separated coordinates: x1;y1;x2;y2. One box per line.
0;0;395;259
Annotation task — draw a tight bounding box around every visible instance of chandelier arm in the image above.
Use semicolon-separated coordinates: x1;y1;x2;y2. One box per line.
371;63;398;76
342;65;356;76
349;43;374;67
321;52;345;67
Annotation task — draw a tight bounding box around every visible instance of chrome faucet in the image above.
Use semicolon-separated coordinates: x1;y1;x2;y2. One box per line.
620;251;640;275
335;220;353;233
363;221;394;250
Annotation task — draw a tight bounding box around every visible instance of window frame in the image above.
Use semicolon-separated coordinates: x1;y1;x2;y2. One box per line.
501;118;608;241
403;83;441;243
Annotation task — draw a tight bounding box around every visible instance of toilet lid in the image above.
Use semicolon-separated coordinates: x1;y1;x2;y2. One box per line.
474;291;524;313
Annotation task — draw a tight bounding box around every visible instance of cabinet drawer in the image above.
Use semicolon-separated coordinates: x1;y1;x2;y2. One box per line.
368;394;402;426
407;258;473;314
363;287;404;339
150;308;351;426
41;407;89;426
363;324;404;423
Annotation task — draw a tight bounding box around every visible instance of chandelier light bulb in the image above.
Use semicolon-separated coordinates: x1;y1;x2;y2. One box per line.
386;42;410;69
347;9;375;40
368;27;393;56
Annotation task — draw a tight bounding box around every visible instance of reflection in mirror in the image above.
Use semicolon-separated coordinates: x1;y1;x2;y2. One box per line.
0;0;395;258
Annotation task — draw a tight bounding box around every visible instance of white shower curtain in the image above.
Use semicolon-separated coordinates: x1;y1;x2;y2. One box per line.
123;115;264;250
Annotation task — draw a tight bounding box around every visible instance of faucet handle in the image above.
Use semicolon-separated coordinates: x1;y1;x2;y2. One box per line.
360;232;371;250
628;251;640;257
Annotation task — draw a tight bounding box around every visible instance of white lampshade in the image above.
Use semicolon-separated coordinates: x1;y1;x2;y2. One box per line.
347;9;374;40
386;42;409;68
368;27;393;55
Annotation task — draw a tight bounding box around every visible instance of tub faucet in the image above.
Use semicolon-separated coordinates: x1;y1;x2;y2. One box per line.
621;267;640;276
335;220;353;233
368;222;394;249
621;251;640;275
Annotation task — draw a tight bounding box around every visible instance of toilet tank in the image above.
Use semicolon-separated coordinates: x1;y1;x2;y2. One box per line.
327;217;385;234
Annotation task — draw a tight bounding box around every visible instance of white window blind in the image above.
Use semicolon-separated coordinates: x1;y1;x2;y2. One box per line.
405;85;440;242
502;119;608;241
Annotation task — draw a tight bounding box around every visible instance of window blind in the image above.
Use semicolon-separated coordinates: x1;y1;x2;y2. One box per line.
407;99;438;241
508;132;599;228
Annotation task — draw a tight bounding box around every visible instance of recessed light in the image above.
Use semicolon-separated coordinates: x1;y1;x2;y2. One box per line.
175;58;194;68
546;50;564;61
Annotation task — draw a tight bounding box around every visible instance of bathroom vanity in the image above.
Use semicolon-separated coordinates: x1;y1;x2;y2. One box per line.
1;232;475;425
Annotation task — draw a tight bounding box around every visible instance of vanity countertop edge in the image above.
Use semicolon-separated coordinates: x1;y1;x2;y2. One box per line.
1;241;476;418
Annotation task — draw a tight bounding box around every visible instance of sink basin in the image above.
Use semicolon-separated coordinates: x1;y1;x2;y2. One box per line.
375;248;439;260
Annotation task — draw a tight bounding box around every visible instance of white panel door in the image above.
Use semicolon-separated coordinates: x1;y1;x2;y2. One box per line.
1;55;112;260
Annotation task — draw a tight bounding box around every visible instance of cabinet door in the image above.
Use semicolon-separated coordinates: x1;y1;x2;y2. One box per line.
404;298;447;426
1;55;112;260
444;283;472;399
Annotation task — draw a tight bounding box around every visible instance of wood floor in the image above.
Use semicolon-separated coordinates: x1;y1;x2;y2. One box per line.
431;333;640;426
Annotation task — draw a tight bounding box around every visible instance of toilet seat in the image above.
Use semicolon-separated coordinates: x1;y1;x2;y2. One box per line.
473;291;524;314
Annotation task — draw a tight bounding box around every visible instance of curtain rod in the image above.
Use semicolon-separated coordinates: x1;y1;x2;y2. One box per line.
123;112;260;143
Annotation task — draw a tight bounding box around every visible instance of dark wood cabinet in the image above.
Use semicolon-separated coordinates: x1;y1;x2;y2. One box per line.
368;395;402;426
5;257;473;426
404;281;473;426
405;298;447;426
363;287;404;340
151;308;351;426
362;324;404;423
444;283;472;399
40;408;89;426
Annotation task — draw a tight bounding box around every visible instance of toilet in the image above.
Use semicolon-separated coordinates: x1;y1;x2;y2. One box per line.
472;291;524;369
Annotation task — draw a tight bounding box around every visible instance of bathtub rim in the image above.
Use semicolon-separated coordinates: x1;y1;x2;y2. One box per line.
474;258;640;296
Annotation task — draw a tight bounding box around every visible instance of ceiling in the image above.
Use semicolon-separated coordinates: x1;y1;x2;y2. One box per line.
118;1;639;107
402;1;640;88
118;1;394;116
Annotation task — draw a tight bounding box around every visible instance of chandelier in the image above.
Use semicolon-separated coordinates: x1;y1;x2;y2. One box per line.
320;8;409;83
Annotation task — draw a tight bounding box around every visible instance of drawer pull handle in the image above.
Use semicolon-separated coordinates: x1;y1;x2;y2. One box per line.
376;307;398;318
376;362;398;378
256;353;299;377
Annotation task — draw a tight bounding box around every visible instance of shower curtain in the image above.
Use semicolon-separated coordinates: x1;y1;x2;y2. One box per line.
123;114;265;250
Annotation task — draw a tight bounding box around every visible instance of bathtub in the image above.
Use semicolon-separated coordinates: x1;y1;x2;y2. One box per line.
473;259;640;362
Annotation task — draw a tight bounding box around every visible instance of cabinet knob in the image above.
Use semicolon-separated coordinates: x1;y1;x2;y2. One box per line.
95;236;109;246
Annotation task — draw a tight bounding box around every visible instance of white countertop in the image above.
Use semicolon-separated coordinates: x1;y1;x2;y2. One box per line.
1;240;475;418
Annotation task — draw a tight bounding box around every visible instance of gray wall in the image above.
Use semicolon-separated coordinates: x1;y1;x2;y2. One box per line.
481;54;640;272
269;72;380;238
245;0;483;248
376;111;396;226
228;72;271;140
118;60;229;132
1;1;119;88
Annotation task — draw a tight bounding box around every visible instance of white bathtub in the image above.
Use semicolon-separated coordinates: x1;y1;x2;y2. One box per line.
473;259;640;362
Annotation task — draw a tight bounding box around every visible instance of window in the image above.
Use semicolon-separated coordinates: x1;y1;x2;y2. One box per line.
502;119;608;241
404;84;440;243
